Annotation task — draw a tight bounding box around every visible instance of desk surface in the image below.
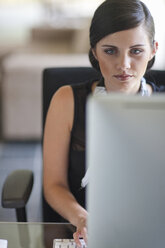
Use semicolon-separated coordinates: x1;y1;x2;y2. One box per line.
0;222;75;248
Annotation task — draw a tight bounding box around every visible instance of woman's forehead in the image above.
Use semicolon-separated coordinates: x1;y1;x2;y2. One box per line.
97;25;150;47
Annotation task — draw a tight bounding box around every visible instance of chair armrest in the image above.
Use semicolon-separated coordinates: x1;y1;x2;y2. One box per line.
2;170;34;208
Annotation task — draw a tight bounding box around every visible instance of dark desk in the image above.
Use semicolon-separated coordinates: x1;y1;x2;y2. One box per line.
0;222;76;248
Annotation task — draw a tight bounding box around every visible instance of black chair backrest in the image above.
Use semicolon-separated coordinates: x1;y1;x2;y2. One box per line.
144;70;165;86
42;67;165;222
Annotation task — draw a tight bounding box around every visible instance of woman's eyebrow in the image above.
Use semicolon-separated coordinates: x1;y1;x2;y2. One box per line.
130;44;146;48
101;45;117;48
101;44;146;48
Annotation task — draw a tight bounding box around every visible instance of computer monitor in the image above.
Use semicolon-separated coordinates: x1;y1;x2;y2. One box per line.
86;93;165;248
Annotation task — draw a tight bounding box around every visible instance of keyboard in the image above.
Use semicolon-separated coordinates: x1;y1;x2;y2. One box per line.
53;239;87;248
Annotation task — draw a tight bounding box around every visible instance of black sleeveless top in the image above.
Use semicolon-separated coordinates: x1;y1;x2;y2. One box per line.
68;80;94;209
67;80;165;209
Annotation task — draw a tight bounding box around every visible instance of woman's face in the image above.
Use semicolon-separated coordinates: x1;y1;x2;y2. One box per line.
93;25;158;93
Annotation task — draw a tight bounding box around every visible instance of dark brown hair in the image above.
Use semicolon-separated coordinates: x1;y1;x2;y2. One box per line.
89;0;155;71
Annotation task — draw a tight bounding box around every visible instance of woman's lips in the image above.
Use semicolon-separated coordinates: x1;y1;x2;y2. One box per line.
114;74;133;81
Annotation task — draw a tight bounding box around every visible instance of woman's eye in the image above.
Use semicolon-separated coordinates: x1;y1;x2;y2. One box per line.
130;48;143;55
104;48;117;55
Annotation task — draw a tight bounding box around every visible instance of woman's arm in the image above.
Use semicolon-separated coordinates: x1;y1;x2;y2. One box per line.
43;85;88;245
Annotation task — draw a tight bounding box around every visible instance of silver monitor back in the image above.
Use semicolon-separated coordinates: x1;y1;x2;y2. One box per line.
86;94;165;248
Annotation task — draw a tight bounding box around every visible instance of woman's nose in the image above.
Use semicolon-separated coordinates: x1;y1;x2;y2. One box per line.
116;54;131;70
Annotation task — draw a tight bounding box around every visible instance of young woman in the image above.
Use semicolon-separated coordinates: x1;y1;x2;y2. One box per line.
43;0;164;246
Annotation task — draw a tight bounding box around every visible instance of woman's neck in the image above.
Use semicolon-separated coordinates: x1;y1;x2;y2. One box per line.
105;81;141;95
92;80;153;96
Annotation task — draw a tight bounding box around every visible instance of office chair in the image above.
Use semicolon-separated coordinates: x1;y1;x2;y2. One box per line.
1;67;165;222
1;170;33;222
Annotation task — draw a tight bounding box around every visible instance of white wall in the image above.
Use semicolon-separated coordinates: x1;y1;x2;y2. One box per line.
143;0;165;69
0;2;43;44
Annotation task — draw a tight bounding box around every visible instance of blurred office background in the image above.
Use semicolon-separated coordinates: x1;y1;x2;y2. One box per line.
0;0;165;222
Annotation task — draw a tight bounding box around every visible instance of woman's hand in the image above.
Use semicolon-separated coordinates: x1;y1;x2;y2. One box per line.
73;215;88;247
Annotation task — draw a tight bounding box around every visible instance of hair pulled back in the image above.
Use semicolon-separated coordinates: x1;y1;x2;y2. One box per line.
89;0;155;71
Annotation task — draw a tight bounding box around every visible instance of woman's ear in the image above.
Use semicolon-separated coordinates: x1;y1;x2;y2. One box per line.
92;48;98;60
150;40;158;60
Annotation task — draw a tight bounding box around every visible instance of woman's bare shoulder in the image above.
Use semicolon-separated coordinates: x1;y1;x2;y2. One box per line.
47;85;74;131
51;85;73;104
